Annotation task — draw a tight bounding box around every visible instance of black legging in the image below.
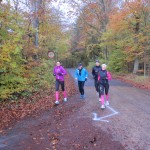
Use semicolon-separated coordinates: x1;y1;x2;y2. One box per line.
94;79;100;92
55;79;65;91
94;79;101;98
78;81;85;95
99;80;109;95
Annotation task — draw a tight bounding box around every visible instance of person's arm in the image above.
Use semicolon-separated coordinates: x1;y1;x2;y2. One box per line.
85;69;88;81
61;66;67;76
75;69;78;80
107;71;112;80
53;67;56;76
92;67;95;76
98;71;100;81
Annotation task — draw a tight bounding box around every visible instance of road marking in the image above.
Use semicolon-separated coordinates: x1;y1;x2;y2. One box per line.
92;105;119;122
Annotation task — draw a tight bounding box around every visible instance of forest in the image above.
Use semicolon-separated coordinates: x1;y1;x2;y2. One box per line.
0;0;150;100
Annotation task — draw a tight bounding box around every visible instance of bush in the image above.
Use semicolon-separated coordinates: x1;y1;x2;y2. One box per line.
0;59;55;100
28;59;54;92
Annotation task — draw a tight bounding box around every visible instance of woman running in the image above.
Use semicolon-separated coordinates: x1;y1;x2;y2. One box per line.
75;63;88;99
53;61;67;105
98;64;112;109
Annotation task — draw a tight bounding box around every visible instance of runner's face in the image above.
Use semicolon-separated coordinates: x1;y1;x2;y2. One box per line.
96;62;100;66
102;65;106;70
56;62;60;66
78;66;82;70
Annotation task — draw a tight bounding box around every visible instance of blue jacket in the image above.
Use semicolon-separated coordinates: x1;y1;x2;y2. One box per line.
75;68;88;81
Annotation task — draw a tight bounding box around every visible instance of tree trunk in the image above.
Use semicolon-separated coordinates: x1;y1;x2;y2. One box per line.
148;63;150;76
144;62;146;77
31;0;42;48
100;0;108;62
133;58;139;74
133;14;140;74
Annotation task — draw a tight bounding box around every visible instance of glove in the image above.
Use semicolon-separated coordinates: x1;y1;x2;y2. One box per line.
85;78;87;81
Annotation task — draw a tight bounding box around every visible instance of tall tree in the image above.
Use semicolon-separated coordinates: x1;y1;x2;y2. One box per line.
31;0;42;47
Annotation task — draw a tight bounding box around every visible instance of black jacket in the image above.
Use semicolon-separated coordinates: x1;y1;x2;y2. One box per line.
92;66;102;80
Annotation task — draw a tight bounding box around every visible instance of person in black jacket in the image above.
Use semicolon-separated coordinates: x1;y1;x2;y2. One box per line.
92;60;102;99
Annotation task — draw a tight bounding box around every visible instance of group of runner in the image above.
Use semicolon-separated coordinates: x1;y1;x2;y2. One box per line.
53;60;112;109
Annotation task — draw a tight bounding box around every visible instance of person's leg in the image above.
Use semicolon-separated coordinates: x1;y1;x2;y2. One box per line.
60;81;67;101
55;80;60;104
105;83;110;105
78;81;83;99
94;79;98;92
97;82;101;101
81;81;85;98
78;81;82;98
100;83;105;109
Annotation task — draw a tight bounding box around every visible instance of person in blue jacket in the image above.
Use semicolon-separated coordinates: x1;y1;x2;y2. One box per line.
75;63;88;99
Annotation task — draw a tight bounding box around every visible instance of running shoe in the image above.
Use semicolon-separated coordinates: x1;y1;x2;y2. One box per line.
64;98;68;102
101;105;105;109
82;95;85;99
96;92;99;96
55;101;59;105
105;101;109;106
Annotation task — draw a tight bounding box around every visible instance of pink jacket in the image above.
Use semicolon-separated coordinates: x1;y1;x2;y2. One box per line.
53;66;67;81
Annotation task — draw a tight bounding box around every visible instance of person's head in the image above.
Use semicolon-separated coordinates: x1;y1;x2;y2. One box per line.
102;64;107;70
95;60;100;66
78;63;82;70
56;61;61;66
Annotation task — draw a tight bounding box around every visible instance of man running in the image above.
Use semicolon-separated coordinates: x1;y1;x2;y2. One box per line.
92;60;102;100
53;61;67;105
75;63;88;99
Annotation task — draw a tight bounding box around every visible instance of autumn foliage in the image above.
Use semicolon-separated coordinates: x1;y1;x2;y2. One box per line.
0;1;70;99
70;0;150;75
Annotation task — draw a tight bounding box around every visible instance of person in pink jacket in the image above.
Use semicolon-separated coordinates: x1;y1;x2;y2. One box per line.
53;61;67;105
98;64;112;109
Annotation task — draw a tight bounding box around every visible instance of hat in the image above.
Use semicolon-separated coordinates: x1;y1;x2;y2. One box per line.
78;63;82;67
95;60;99;63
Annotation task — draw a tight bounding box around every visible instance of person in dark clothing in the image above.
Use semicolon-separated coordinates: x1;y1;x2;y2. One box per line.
92;60;102;100
98;64;112;109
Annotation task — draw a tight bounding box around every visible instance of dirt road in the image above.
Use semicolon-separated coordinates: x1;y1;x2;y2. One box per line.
0;69;150;150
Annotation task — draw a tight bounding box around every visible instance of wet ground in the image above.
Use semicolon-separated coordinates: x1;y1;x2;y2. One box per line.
0;69;150;150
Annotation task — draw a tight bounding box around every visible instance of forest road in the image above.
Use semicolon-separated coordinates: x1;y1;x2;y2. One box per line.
0;69;150;150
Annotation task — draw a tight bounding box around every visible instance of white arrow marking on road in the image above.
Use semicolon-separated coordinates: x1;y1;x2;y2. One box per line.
92;105;119;122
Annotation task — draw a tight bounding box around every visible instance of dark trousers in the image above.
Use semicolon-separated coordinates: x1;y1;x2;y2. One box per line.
55;80;65;91
78;81;85;95
99;81;109;95
94;79;101;97
94;79;99;92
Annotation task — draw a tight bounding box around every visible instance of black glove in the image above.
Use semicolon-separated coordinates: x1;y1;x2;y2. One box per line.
85;78;87;81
